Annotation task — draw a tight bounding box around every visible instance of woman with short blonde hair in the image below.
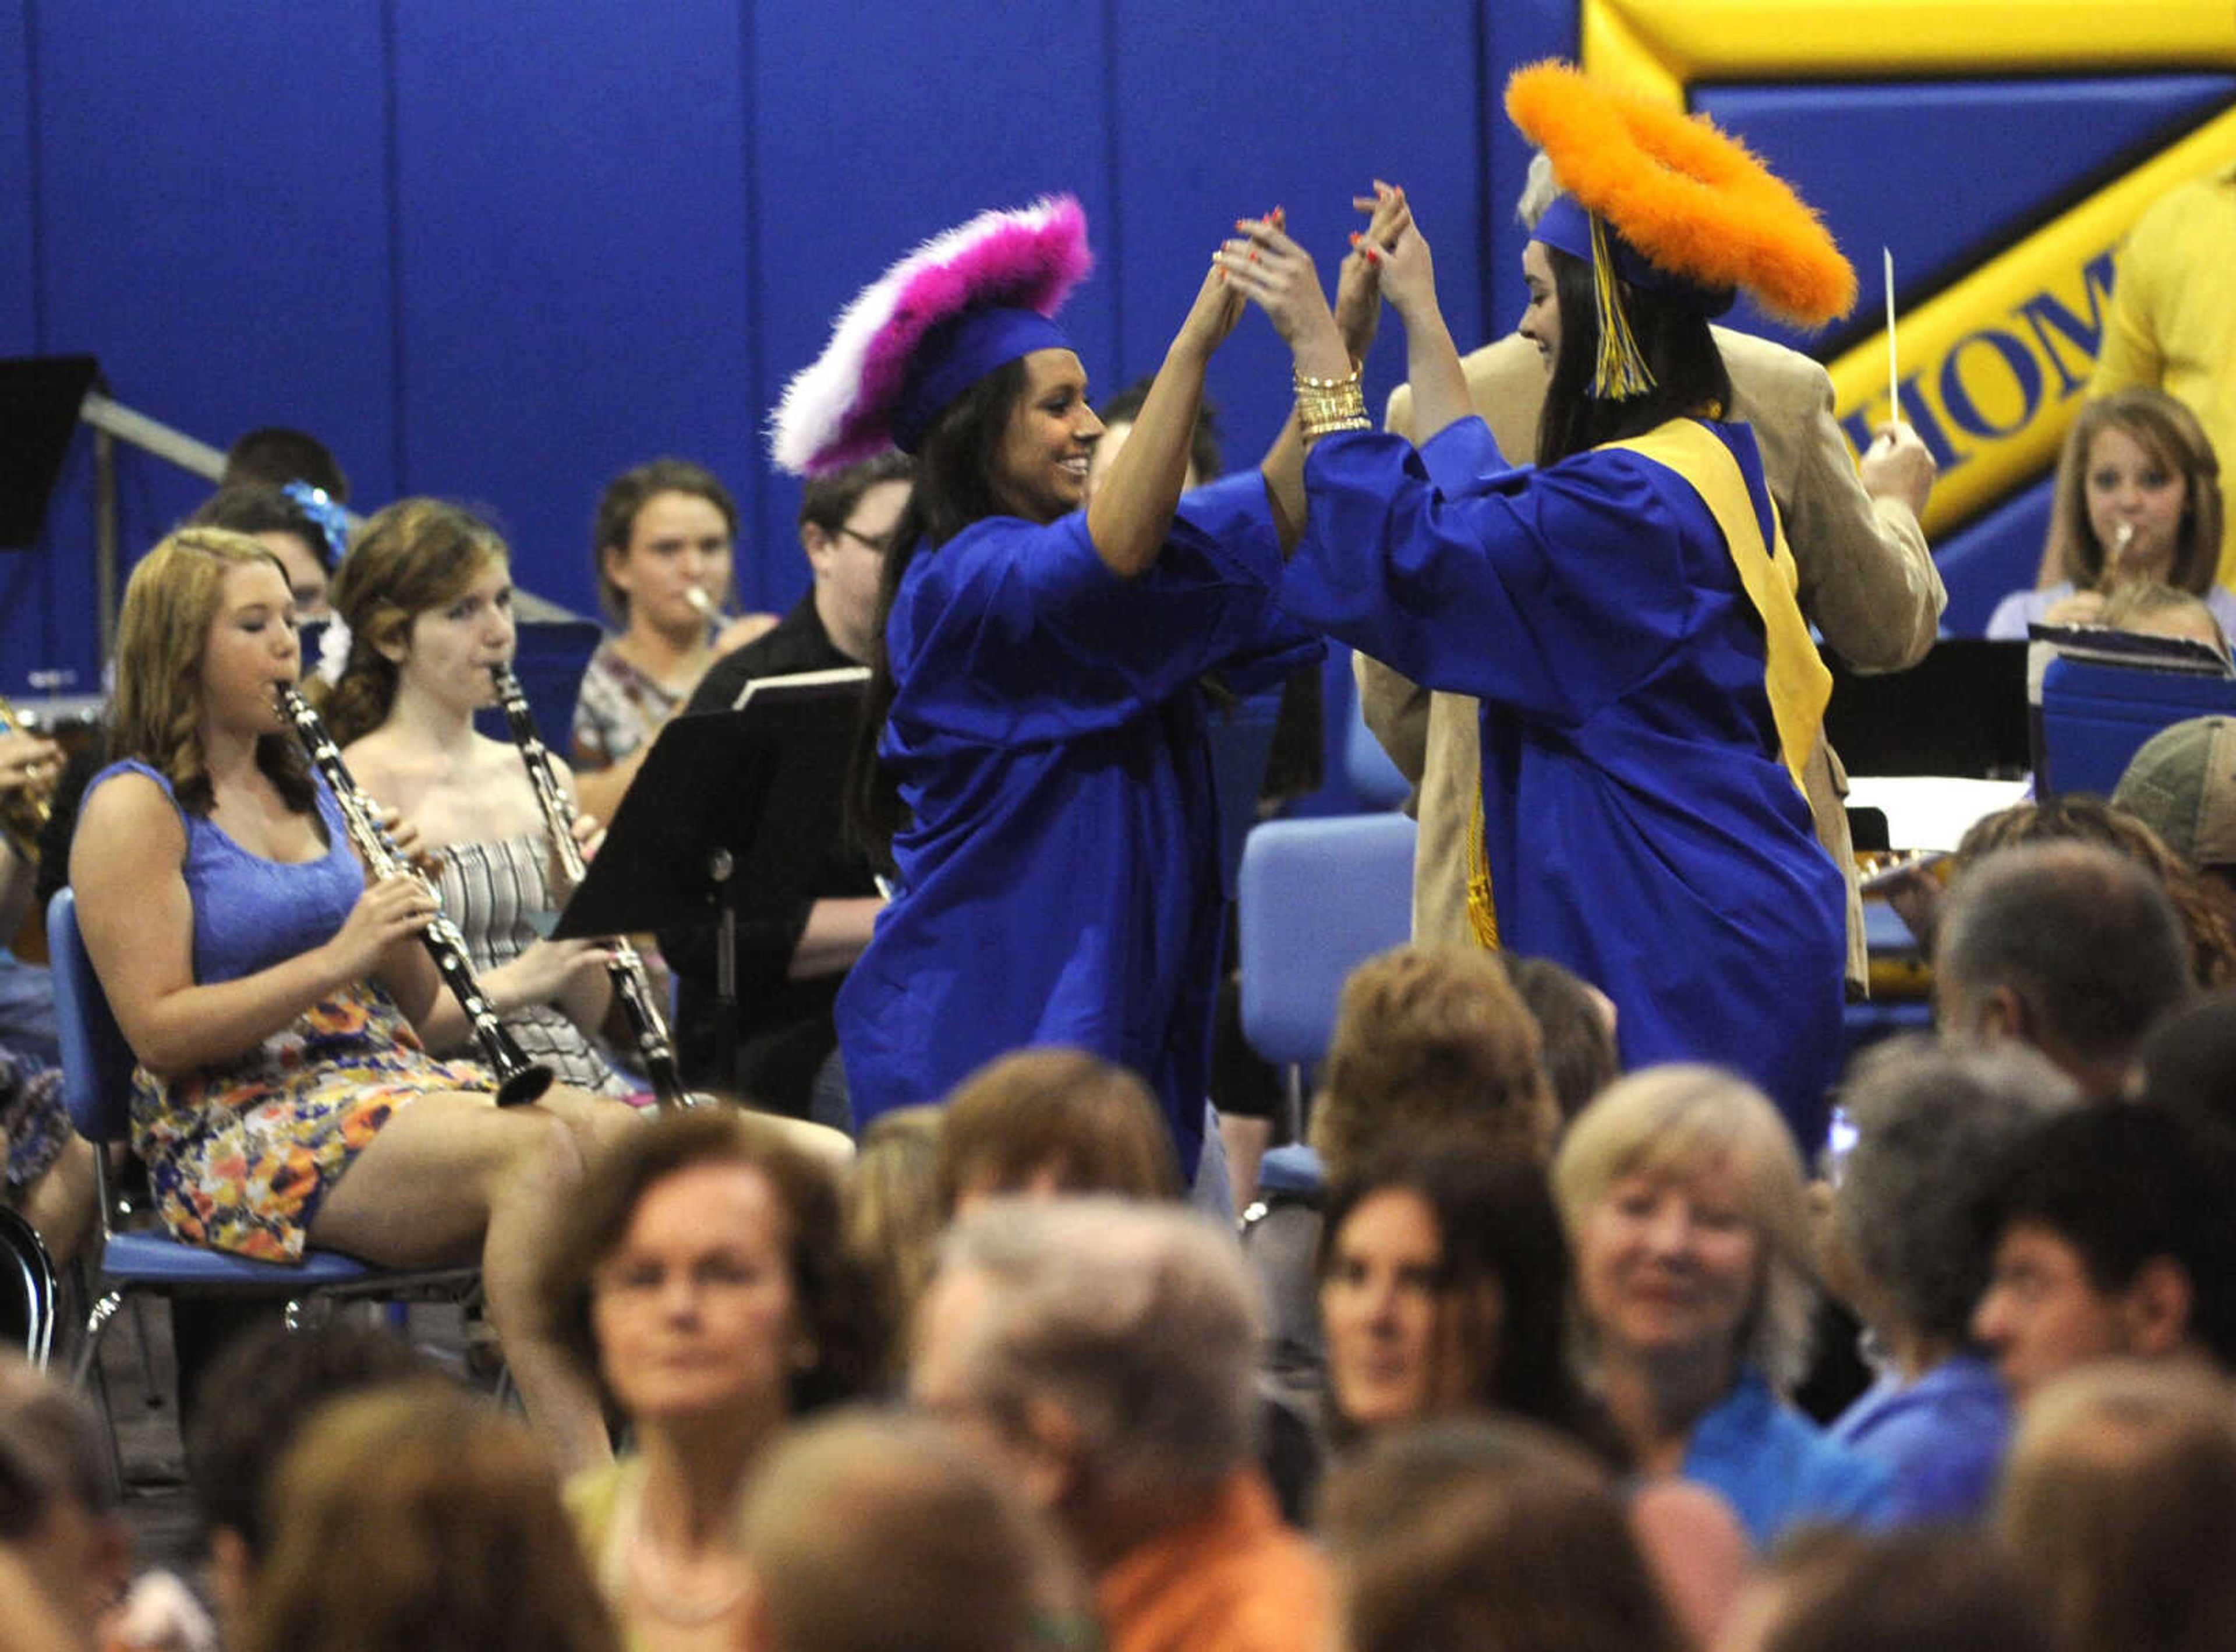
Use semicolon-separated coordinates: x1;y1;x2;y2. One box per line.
1553;1066;1888;1545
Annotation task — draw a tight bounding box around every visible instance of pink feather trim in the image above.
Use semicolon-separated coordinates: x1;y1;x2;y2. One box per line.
770;194;1092;475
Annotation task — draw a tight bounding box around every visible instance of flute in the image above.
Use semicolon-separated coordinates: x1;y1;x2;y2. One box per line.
274;684;554;1108
489;666;699;1110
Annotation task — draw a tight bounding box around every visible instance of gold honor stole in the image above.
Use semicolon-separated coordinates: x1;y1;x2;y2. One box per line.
1466;419;1831;950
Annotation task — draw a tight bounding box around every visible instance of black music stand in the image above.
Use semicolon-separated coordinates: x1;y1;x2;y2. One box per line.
552;667;868;1087
0;356;98;549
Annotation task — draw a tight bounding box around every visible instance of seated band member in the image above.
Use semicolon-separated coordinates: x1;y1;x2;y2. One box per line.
70;527;638;1470
662;456;909;1117
322;499;631;1099
573;459;773;828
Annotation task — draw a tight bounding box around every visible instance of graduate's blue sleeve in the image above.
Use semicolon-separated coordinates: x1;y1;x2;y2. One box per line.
1279;428;1692;730
890;472;1316;745
1413;415;1516;498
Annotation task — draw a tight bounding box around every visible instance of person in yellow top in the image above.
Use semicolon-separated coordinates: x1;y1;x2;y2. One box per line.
2092;161;2236;588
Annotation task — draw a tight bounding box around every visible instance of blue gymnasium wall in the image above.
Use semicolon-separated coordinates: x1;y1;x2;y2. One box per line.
0;0;1581;808
12;3;2200;793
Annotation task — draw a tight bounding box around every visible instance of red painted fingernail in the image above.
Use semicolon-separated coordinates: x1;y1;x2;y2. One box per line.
1349;232;1362;247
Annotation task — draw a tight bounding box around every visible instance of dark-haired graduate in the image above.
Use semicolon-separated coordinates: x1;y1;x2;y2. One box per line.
770;197;1319;1181
1220;65;1852;1140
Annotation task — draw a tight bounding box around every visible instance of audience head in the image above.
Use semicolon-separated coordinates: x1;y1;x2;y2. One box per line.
540;1108;871;1430
1554;1064;1815;1392
2044;387;2221;597
183;1320;441;1638
1972;1102;2236;1400
1720;1526;2051;1652
1311;945;1558;1184
936;1048;1182;1217
2136;989;2236;1134
1825;1038;2078;1359
1317;1144;1603;1451
107;526;316;818
911;1200;1258;1554
845;1105;946;1381
1935;839;2194;1087
2098;579;2230;659
1950;795;2233;992
795;453;913;664
734;1410;1071;1652
187;482;342;617
222;426;348;504
2114;714;2236;889
321;497;510;745
240;1384;615;1652
0;1353;129;1646
592;457;740;630
1515;150;1561;228
1084;376;1223;503
1502;953;1621;1124
1997;1360;2236;1652
1319;1416;1684;1652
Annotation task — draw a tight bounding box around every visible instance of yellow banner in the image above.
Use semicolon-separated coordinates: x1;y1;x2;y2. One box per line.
1826;108;2236;535
1580;0;2236;536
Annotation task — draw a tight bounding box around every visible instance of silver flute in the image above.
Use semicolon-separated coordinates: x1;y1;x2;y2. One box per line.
275;684;554;1107
489;665;698;1110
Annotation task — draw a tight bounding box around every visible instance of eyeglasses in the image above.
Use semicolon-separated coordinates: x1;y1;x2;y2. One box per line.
835;525;891;556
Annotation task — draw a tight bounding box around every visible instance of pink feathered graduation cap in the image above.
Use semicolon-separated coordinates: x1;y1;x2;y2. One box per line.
769;194;1094;476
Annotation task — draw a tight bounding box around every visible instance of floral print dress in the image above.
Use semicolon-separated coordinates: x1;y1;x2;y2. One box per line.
91;760;488;1262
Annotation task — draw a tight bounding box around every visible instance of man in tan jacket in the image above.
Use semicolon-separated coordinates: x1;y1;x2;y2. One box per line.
1358;158;1944;990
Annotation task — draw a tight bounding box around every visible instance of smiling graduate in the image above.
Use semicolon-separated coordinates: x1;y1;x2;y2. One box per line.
771;196;1319;1175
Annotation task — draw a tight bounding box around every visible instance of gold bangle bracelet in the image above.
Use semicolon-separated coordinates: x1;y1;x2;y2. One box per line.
1294;384;1368;429
1300;413;1371;440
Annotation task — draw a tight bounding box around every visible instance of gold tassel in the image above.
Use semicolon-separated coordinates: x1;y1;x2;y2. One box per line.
1588;215;1657;402
1466;795;1501;950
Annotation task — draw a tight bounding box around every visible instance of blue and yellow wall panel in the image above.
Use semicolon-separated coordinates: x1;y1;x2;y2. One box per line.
1571;0;2236;633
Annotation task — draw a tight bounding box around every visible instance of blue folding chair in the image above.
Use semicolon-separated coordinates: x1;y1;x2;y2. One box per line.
1236;813;1417;1137
47;890;477;1401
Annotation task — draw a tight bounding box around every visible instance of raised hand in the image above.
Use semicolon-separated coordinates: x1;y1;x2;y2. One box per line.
1376;215;1441;325
1173;253;1248;366
1858;421;1937;518
1214;213;1350;379
1333;185;1402;366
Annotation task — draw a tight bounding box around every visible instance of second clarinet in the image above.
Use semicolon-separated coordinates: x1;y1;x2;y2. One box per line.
275;684;555;1108
489;665;696;1110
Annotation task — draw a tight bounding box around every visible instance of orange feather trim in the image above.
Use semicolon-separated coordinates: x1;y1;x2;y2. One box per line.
1505;61;1856;331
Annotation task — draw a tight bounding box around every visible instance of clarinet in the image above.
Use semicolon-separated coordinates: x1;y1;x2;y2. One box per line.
275;684;555;1108
489;666;699;1110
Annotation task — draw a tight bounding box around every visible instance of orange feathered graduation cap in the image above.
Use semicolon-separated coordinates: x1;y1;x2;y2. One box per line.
1507;61;1855;396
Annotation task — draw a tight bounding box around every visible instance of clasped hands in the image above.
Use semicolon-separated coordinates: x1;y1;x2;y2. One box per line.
1212;182;1436;371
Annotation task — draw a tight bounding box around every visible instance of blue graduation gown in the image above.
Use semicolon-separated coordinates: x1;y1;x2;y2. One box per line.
834;473;1321;1172
1281;417;1844;1140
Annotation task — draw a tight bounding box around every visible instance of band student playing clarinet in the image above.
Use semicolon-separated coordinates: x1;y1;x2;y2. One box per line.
70;527;641;1471
321;501;640;1099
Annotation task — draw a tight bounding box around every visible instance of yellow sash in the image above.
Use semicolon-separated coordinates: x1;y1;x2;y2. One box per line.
1464;420;1831;950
